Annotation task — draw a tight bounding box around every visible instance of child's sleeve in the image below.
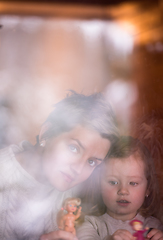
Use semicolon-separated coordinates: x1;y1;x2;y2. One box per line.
144;216;163;231
76;215;108;240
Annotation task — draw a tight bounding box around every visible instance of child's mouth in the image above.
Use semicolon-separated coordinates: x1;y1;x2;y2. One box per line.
117;200;130;206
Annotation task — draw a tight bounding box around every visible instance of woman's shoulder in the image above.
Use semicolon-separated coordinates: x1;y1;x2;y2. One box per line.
0;141;31;159
0;144;16;163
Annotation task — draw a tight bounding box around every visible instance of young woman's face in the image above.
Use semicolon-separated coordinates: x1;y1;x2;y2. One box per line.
101;155;148;221
41;125;110;191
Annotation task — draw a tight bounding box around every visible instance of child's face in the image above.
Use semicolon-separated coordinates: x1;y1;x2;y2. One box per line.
101;155;148;221
42;125;110;191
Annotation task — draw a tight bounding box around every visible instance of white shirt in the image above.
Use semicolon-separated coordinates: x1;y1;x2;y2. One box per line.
0;142;73;240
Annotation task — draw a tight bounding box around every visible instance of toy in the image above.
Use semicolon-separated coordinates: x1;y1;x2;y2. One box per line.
57;197;82;235
130;219;149;240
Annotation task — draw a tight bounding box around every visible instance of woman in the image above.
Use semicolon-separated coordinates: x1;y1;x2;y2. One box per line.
0;91;118;240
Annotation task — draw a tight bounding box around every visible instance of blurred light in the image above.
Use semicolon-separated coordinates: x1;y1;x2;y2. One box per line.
0;15;20;29
78;20;134;56
21;17;43;32
105;79;138;133
78;20;103;40
105;22;134;55
118;20;136;36
146;41;163;53
106;79;137;106
155;42;163;52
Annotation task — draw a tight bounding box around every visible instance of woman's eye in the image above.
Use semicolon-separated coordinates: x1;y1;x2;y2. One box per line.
68;144;79;153
109;181;118;185
88;159;97;167
130;182;138;186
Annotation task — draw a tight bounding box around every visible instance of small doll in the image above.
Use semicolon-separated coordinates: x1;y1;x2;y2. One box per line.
130;220;149;240
57;197;82;236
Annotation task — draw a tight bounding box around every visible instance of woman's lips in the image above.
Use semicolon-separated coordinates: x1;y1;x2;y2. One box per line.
60;171;74;183
117;200;130;207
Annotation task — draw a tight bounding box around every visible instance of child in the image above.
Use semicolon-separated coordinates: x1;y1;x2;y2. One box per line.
77;136;163;240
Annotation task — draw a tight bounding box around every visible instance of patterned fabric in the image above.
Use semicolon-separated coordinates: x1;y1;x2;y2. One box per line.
77;213;163;240
0;142;73;240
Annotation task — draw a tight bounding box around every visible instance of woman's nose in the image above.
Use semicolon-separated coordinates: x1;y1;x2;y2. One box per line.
117;184;129;195
70;158;86;175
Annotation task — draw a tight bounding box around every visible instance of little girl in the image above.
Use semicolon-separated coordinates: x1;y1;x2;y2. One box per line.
77;136;163;240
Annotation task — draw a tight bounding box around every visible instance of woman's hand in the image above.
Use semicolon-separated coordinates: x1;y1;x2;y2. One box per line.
108;229;134;240
146;228;163;240
40;230;78;240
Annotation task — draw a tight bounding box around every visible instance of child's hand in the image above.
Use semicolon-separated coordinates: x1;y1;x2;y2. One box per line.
146;228;163;240
109;229;134;240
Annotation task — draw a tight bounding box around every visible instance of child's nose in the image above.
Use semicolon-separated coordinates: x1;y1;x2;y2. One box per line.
117;184;129;195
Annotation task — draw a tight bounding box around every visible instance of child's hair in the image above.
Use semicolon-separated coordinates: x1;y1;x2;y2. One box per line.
57;197;81;228
80;136;160;219
131;110;163;215
40;91;119;143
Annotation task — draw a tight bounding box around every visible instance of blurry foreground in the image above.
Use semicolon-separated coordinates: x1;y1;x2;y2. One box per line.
0;0;163;212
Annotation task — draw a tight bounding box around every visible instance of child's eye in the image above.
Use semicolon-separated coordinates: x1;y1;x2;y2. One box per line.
68;144;79;153
109;181;118;185
130;182;138;186
88;159;97;167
